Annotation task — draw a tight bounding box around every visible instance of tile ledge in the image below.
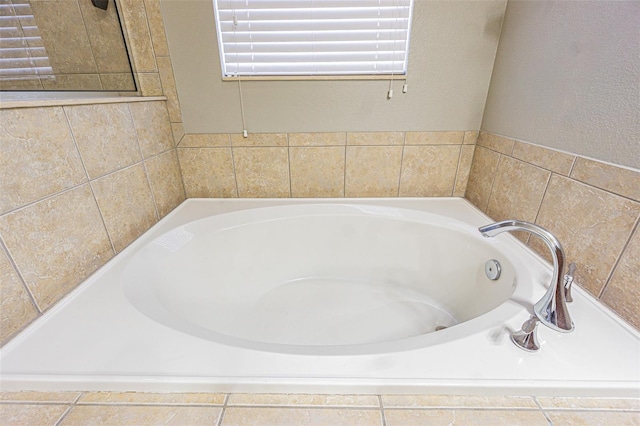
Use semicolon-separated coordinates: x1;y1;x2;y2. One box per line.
0;96;167;110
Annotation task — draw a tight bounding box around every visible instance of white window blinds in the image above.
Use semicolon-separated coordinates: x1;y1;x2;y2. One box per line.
213;0;413;78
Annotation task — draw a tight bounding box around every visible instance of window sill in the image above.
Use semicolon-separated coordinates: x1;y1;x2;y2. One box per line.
0;93;166;110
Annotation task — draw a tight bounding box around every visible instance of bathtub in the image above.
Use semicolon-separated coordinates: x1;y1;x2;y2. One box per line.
1;198;639;396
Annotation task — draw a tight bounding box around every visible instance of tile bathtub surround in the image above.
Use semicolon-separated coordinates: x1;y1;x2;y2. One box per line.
0;101;185;346
0;392;638;426
176;131;478;199
466;131;640;329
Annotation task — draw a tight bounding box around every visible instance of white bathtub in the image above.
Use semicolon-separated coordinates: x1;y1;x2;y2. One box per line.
1;198;639;396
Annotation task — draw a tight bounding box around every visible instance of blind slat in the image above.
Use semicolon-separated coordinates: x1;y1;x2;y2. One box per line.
214;0;413;77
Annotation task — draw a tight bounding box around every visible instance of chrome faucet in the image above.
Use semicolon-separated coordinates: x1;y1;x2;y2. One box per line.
479;220;574;351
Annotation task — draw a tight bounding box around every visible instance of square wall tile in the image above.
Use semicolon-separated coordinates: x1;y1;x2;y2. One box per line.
399;145;459;197
178;148;237;198
345;146;402;197
118;0;157;73
570;157;640;201
290;147;345;197
405;131;464;145
453;145;475;197
221;407;382;426
486;156;550;223
231;133;287;147
234;147;290;197
0;185;114;310
511;141;575;176
0;404;69;426
91;164;158;253
65;103;141;179
128;101;174;158
347;132;404;146
145;150;185;218
288;132;346;146
179;134;230;148
476;131;514;155
465;146;501;211
463;131;479;145
533;175;640;297
0;107;86;214
60;405;222;426
0;246;38;344
601;225;640;329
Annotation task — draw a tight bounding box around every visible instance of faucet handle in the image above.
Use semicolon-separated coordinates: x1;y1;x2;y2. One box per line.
564;262;577;303
511;315;540;352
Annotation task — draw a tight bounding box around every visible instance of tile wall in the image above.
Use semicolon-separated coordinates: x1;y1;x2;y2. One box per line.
466;131;640;329
177;131;477;199
0;0;185;346
1;391;638;425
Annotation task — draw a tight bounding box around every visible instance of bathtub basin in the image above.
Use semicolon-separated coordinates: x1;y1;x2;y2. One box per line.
1;198;639;396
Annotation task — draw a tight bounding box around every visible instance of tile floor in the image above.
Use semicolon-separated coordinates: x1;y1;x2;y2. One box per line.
0;392;638;425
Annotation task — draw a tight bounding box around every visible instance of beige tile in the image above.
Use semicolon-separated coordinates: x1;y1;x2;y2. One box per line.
231;133;287;147
453;145;475;197
601;226;640;329
476;131;515;155
180;134;231;148
78;392;225;405
221;407;382;426
463;130;479;145
512;141;575;176
0;185;114;310
28;1;96;74
128;101;174;158
234;147;290;198
178;148;237;198
399;145;459;197
137;73;163;97
0;107;86;214
571;157;640;202
382;395;538;408
405;131;464;145
486;157;550;224
347;132;404;146
227;394;379;407
77;0;132;74
536;396;640;410
145;150;185;218
61;405;222;426
143;0;170;57
384;409;548;426
533;175;640;297
41;74;103;91
545;411;640;426
157;57;182;123
118;0;157;73
289;132;346;146
345;146;403;197
65;103;141;179
91;164;158;253
99;73;136;91
289;147;345;197
0;391;81;403
0;246;38;344
465;146;501;211
171;122;185;146
0;404;69;426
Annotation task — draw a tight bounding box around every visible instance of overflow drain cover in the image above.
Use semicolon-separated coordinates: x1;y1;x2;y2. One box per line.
485;259;502;280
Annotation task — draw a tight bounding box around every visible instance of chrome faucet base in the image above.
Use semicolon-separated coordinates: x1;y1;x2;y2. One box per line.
511;316;540;352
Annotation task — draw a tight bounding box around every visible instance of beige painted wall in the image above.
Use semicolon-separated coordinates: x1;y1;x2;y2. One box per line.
482;0;640;170
161;0;506;133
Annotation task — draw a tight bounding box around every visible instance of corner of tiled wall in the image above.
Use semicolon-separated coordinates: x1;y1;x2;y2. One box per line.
465;131;640;330
0;0;186;346
176;130;478;199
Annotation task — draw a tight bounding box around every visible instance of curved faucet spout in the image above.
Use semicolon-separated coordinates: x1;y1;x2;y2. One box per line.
479;220;574;333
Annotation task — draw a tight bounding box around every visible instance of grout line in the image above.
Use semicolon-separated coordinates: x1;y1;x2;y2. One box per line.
229;147;240;198
172;147;189;201
0;235;42;315
451;144;464;197
343;145;348;197
378;395;387;426
483;152;503;213
52;404;75;426
598;215;639;299
287;145;293;198
396;134;406;197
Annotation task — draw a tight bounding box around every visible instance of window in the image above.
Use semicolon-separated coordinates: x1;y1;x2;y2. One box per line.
213;0;414;79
